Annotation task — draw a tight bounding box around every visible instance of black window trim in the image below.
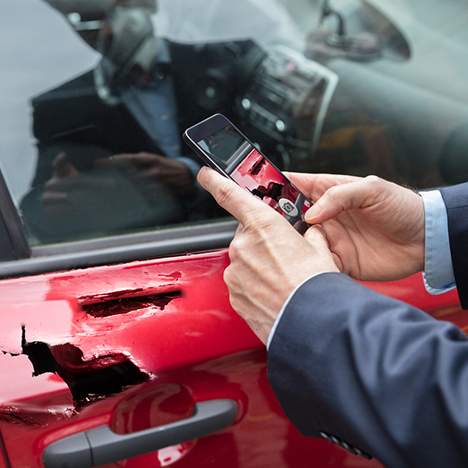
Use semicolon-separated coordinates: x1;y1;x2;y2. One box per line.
0;219;237;279
0;171;30;262
0;167;236;278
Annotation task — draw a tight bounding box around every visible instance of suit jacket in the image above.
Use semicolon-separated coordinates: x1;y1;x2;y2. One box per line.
21;39;257;241
268;182;468;467
30;39;256;185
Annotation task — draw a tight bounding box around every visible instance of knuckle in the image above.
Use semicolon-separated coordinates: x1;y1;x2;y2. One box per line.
223;266;233;286
243;220;258;233
229;238;243;259
324;185;340;202
364;175;382;186
229;233;248;258
229;294;241;312
239;208;262;229
216;184;236;207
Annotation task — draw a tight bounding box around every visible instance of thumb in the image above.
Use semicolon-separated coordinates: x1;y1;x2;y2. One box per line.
197;166;274;225
305;177;380;224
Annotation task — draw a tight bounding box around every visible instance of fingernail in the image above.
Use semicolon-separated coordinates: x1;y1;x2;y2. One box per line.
197;167;212;187
305;204;320;223
197;166;207;179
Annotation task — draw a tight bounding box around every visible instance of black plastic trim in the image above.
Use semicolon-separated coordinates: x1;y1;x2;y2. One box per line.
0;171;30;261
0;220;237;279
32;219;236;257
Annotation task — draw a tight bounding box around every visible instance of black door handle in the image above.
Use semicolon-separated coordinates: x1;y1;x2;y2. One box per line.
43;399;238;468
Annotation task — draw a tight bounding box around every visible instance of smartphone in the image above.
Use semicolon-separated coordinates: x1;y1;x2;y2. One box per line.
184;113;312;233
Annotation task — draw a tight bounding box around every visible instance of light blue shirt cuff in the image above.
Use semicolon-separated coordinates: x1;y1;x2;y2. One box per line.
420;190;456;295
267;273;326;350
176;156;200;179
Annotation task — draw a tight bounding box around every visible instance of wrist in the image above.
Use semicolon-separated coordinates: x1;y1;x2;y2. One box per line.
268;271;333;349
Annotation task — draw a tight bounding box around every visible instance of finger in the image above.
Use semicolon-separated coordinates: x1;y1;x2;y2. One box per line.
304;226;344;271
285;172;361;201
197;167;274;225
94;155;135;170
136;167;162;180
45;174;116;192
304;225;330;250
317;220;346;271
331;253;344;272
53;153;79;178
304;177;380;224
42;191;68;205
120;153;164;167
99;153;164;169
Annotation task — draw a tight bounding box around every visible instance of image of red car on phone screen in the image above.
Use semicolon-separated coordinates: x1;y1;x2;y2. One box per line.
230;146;311;228
184;114;312;232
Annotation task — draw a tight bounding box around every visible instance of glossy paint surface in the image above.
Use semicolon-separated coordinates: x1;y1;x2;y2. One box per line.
0;249;462;467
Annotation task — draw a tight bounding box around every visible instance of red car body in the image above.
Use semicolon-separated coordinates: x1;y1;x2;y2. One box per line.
0;249;461;467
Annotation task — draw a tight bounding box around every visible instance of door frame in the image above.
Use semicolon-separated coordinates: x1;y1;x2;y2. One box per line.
0;169;235;278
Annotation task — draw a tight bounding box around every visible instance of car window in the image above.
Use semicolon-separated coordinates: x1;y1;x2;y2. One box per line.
1;0;468;247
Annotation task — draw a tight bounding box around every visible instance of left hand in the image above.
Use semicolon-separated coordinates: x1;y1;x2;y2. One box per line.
286;172;425;281
97;153;194;193
197;167;339;345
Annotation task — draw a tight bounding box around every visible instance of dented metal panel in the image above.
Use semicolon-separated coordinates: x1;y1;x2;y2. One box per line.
0;249;461;467
0;251;259;376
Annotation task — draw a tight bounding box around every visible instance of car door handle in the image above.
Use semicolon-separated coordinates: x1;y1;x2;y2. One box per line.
43;399;238;468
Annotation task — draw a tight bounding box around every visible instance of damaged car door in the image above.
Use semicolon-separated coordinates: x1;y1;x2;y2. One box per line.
0;0;468;467
0;236;388;467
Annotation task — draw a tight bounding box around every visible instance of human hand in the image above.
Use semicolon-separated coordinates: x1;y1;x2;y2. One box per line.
98;152;194;193
40;152;129;222
41;152;80;216
197;167;338;345
287;173;425;281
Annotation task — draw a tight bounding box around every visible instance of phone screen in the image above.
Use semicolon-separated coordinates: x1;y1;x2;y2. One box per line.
230;146;311;226
197;123;250;170
187;115;312;231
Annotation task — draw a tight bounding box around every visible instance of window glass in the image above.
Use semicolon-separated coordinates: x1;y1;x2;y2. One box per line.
1;0;468;246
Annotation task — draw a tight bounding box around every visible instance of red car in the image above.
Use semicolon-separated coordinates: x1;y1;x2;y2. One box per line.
0;1;466;466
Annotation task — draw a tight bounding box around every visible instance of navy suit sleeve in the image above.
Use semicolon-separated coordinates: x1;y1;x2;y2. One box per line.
440;183;468;308
268;273;468;467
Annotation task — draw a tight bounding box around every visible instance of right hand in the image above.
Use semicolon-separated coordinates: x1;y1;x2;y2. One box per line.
287;173;425;281
197;167;338;344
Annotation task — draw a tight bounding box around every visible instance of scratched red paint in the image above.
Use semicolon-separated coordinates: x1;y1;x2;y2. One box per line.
0;249;461;467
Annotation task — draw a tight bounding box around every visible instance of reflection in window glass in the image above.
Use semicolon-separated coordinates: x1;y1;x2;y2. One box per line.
1;0;468;246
